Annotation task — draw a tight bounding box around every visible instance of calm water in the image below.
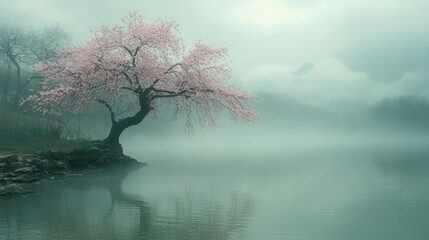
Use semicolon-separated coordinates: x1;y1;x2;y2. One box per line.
1;145;429;240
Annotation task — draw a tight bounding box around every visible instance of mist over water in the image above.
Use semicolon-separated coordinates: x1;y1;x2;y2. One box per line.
2;124;429;239
2;1;429;239
3;76;429;240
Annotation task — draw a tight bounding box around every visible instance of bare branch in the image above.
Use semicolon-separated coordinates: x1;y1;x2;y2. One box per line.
152;90;187;99
152;88;176;94
121;86;138;92
96;99;116;123
164;63;181;74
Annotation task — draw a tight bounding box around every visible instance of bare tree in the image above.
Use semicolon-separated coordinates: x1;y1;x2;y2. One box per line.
0;58;13;110
0;23;69;110
28;24;70;63
0;24;27;108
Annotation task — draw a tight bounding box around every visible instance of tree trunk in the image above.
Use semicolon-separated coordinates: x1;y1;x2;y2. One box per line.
100;96;152;154
10;57;21;110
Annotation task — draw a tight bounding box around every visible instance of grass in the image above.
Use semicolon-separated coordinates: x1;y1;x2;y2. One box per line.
0;136;94;154
0;110;96;154
0;110;63;139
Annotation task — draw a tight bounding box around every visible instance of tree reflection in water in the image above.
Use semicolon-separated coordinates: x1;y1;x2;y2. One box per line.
0;167;255;240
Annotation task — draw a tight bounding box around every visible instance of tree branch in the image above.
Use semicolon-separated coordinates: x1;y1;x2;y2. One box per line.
121;86;136;92
146;63;182;90
123;46;133;57
121;72;133;85
96;99;116;123
164;63;181;74
152;90;187;99
24;75;44;86
151;88;216;100
123;46;140;67
152;88;176;94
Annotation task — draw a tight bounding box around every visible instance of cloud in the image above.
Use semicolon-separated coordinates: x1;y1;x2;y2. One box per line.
244;58;429;109
244;58;371;105
385;71;429;97
1;0;429;83
294;63;314;76
0;0;74;26
227;0;309;29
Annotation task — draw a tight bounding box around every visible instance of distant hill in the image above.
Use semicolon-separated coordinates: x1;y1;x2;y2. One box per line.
255;92;346;128
368;95;429;130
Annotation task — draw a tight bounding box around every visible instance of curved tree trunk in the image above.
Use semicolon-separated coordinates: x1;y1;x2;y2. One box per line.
100;95;152;154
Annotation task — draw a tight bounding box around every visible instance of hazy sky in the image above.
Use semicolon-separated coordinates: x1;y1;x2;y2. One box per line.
1;0;428;108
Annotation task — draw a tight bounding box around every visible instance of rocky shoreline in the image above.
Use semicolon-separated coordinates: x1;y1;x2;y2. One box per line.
0;147;145;198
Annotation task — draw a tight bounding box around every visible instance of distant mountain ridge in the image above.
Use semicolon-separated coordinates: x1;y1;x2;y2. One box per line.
255;91;346;128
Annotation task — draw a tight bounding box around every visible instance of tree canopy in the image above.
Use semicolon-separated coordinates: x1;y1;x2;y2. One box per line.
25;13;257;147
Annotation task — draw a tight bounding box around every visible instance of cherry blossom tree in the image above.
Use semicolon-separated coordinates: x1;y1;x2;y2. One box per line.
25;13;257;150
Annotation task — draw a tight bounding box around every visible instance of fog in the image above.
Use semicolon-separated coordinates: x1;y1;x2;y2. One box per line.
2;0;429;147
2;1;429;240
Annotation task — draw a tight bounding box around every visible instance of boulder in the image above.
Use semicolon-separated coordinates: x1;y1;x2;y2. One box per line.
0;183;34;197
46;160;67;171
97;155;112;166
15;167;34;174
21;155;36;164
49;149;66;160
0;155;19;164
0;162;6;171
34;150;43;156
68;156;88;169
87;147;102;161
9;161;24;171
4;172;16;178
70;148;86;155
11;173;43;183
29;159;47;170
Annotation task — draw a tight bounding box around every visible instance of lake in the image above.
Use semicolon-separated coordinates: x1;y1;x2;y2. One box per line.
1;142;429;240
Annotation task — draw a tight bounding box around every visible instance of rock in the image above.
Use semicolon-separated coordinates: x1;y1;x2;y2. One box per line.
0;162;6;171
5;172;16;178
21;155;35;164
87;147;102;161
70;148;86;155
15;167;34;174
0;155;19;164
9;161;24;171
68;156;88;169
96;155;111;166
45;160;67;171
29;159;47;170
50;149;66;160
89;147;102;152
0;183;34;197
34;150;43;155
11;173;43;183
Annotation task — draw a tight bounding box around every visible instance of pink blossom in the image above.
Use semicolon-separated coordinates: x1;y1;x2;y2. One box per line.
25;12;258;133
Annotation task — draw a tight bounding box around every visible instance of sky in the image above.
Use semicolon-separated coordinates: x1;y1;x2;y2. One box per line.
1;0;428;109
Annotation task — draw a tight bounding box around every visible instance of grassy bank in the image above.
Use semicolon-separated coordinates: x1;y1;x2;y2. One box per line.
0;136;92;154
0;110;94;154
0;111;63;139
